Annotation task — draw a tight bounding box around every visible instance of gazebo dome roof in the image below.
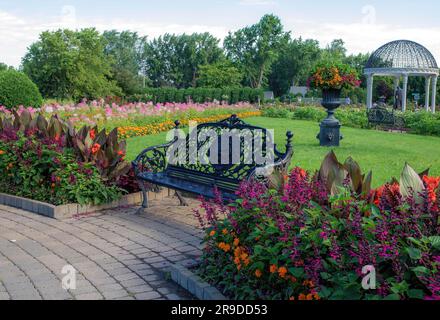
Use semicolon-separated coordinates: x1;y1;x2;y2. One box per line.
366;40;438;70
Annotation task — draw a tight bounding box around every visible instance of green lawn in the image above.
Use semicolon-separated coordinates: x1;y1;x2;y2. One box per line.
126;117;440;187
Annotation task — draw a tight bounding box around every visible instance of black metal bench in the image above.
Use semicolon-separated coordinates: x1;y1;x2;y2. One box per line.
132;115;294;210
367;106;405;130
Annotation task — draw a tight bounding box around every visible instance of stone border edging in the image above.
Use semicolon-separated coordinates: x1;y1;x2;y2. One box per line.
0;191;144;219
169;263;228;300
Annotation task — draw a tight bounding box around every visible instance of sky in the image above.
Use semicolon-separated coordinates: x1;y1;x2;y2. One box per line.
1;0;440;67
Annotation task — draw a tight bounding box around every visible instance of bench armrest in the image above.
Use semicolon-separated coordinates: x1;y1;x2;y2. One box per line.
132;121;181;175
249;131;294;180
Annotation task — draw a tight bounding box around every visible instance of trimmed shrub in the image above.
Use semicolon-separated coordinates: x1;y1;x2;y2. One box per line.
128;87;264;104
0;70;43;109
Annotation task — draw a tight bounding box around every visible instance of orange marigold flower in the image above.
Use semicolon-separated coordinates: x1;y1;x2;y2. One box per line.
222;229;228;235
0;150;5;155
270;265;278;274
233;238;240;247
209;230;216;237
314;293;321;300
278;267;288;278
298;294;306;300
306;294;314;301
255;269;262;278
91;143;101;154
234;257;241;265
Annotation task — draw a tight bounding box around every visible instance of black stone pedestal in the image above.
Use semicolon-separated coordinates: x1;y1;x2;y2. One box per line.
318;88;343;147
318;119;343;147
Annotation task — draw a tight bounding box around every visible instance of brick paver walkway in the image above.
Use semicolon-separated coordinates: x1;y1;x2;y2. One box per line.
0;197;204;300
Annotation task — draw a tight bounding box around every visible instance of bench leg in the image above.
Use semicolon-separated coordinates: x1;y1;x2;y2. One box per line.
137;180;149;214
175;191;188;207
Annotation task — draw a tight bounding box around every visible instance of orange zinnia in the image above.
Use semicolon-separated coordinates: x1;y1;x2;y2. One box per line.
278;267;288;278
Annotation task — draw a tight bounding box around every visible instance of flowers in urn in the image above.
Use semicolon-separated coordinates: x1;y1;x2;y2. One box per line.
308;61;361;90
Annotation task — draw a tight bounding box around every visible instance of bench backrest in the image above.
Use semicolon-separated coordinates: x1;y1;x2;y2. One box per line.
166;115;284;187
367;107;396;125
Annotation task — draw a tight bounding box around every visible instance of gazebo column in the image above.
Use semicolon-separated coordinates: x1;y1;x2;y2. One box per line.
402;74;408;112
366;73;374;109
431;75;438;113
393;76;400;106
425;76;431;111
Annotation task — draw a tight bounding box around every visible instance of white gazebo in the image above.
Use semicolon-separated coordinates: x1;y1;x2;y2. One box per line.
364;40;439;113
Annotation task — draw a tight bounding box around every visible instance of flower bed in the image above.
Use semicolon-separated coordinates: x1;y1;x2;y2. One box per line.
194;153;439;300
0;100;257;129
0;111;138;206
118;110;261;139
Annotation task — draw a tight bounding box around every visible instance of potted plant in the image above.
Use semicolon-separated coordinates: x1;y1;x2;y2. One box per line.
308;61;361;146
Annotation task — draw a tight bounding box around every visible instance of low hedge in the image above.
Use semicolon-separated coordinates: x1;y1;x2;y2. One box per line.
128;87;264;104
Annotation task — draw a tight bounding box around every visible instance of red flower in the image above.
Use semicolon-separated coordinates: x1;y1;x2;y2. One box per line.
91;143;101;155
423;176;440;203
89;129;96;140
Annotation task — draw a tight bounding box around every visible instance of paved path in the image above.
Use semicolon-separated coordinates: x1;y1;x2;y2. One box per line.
0;197;204;300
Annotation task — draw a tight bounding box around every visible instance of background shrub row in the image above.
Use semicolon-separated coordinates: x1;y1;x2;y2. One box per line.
262;105;440;137
128;87;264;104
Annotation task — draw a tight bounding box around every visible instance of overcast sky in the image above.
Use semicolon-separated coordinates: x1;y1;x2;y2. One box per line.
1;0;440;67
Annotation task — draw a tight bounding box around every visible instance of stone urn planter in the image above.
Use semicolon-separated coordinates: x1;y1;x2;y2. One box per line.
317;88;343;147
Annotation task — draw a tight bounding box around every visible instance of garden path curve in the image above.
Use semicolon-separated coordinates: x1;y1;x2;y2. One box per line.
0;197;203;300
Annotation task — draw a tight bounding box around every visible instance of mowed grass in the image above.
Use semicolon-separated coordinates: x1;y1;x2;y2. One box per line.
126;117;440;187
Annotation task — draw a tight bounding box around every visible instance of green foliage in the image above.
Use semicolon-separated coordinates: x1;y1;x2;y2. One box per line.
0;62;14;72
22;28;121;100
197;60;243;88
0;133;121;205
318;151;372;196
224;14;290;88
0;70;43;109
144;33;224;88
269;38;321;96
0;111;135;205
103;30;148;95
129;87;263;104
195;163;439;300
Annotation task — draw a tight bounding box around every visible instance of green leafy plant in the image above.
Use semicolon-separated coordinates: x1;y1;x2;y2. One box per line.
0;69;43;109
318;151;372;196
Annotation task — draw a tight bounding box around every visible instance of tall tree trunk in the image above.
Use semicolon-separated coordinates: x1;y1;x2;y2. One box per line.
257;65;265;89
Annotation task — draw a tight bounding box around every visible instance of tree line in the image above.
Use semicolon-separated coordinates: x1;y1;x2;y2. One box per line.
9;14;434;103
